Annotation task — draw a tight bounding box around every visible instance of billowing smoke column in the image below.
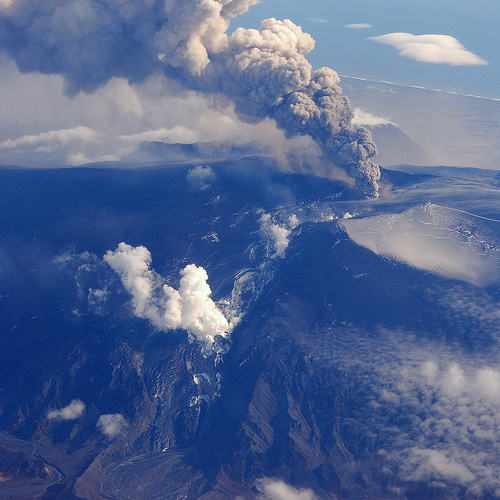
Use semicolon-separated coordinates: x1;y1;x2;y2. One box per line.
0;0;380;196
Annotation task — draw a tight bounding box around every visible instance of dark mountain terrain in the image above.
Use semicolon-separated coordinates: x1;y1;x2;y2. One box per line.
0;157;499;499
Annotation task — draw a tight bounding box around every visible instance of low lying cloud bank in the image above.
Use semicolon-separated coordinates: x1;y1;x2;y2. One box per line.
47;399;85;421
0;126;96;151
369;33;488;66
304;322;500;496
104;242;229;348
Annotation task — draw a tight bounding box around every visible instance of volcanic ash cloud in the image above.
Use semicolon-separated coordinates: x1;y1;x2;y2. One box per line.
0;0;380;196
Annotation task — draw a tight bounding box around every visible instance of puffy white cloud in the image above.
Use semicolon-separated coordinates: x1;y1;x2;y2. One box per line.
104;242;229;348
344;23;372;29
401;449;476;485
368;33;488;66
259;213;300;259
257;478;319;500
47;399;85;421
97;413;127;438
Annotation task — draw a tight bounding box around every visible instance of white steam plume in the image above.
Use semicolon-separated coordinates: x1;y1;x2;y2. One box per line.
0;0;380;196
104;242;229;348
259;213;299;258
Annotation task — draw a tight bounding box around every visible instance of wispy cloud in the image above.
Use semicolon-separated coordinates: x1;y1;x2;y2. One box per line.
351;108;395;127
47;399;85;421
67;152;119;165
257;478;319;500
306;17;330;24
0;126;97;150
117;125;203;145
368;33;488;66
259;213;299;259
97;413;127;438
344;23;372;29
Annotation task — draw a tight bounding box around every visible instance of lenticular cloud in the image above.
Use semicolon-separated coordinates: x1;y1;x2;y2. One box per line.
104;242;229;348
0;0;380;196
368;33;488;66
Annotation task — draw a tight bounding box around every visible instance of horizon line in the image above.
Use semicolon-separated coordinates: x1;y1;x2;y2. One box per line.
339;75;500;102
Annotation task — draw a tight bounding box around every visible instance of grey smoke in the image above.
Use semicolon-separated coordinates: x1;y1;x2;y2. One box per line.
0;0;380;196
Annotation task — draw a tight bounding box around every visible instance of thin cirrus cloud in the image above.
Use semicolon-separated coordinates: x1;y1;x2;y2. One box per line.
368;33;488;66
306;17;330;24
344;23;372;29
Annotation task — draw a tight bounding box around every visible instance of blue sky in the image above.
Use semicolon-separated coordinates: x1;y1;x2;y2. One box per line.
236;0;499;98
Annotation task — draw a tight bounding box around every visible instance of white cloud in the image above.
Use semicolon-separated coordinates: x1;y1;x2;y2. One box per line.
67;152;120;165
104;78;143;117
0;58;310;167
118;125;204;145
259;213;299;259
257;479;319;500
187;165;216;190
97;413;127;438
368;33;488;66
351;108;394;127
306;17;330;24
104;242;229;348
47;399;85;421
301;324;500;496
344;23;372;29
402;449;476;485
0;126;97;150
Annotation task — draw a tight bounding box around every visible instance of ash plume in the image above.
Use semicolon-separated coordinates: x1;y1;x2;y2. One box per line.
0;0;380;196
